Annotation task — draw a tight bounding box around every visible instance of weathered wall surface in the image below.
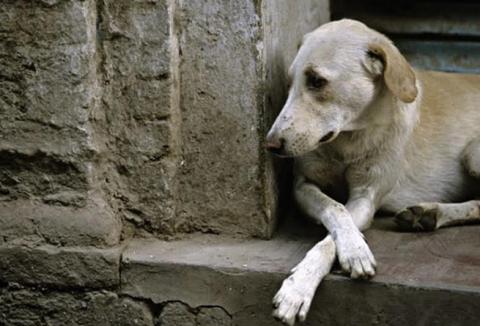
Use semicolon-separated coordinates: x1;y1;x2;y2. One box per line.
99;0;181;235
0;286;154;326
177;0;267;236
0;0;121;247
0;284;237;326
0;0;329;240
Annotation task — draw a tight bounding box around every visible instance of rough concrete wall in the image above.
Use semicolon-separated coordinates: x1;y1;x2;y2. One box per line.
99;0;181;235
0;0;330;240
0;244;122;288
158;302;232;326
0;287;154;326
176;0;267;236
0;0;121;247
0;0;182;240
0;284;235;326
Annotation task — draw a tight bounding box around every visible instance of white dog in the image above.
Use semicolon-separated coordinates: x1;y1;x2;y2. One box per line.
266;19;480;325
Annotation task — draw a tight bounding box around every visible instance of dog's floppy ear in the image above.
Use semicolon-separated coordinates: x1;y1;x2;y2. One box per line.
367;40;417;103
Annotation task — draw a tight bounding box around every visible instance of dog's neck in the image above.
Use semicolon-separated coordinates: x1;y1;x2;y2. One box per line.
330;80;422;165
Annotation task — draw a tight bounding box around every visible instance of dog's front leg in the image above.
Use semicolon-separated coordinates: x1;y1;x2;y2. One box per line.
295;180;376;278
273;178;377;325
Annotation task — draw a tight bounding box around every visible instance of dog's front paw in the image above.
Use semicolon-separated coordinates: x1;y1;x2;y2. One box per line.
272;274;315;326
335;229;376;279
272;237;335;325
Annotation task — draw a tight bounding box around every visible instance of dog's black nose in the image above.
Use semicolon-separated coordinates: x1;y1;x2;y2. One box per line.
265;138;285;155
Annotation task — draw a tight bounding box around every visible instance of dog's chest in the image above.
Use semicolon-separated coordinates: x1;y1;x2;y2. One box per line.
296;150;349;203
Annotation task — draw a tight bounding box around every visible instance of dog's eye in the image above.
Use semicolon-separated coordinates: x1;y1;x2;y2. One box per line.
367;49;384;63
305;71;327;90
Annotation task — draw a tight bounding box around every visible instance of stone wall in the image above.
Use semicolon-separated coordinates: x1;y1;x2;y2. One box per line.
0;0;329;242
0;284;235;326
99;0;182;236
0;0;121;247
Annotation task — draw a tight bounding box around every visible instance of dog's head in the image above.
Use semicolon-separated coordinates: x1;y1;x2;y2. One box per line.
266;19;418;157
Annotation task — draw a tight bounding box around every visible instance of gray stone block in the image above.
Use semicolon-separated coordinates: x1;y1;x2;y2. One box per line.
0;198;121;247
157;302;196;326
0;0;98;197
177;0;266;236
196;307;231;326
0;244;123;288
0;0;120;245
175;0;329;237
0;286;154;326
99;0;181;235
156;302;232;326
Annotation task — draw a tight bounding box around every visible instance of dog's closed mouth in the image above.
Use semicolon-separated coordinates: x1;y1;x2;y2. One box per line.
319;131;338;143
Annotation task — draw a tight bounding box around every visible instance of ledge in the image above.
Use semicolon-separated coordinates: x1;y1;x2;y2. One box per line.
121;218;480;325
0;244;123;289
0;198;122;247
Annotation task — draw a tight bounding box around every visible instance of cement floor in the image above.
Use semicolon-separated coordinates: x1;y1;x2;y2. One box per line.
122;217;480;325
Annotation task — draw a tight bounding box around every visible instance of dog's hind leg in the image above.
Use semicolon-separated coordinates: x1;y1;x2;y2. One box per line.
395;201;480;231
396;138;480;231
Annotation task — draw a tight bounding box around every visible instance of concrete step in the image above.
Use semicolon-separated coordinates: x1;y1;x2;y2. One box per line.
121;218;480;325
